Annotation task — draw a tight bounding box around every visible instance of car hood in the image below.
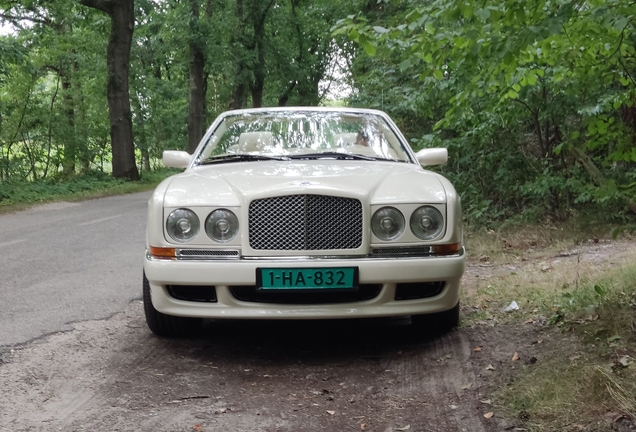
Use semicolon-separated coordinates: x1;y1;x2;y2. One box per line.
162;161;446;207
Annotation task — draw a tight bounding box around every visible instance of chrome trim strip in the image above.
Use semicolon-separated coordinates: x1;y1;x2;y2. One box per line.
146;248;464;261
146;249;241;261
240;248;464;261
241;255;369;261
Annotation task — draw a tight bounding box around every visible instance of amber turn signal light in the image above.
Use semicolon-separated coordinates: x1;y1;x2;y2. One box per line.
149;246;176;259
432;243;462;255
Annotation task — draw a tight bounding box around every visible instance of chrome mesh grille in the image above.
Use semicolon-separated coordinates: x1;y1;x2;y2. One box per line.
371;246;433;256
176;249;239;259
249;195;362;250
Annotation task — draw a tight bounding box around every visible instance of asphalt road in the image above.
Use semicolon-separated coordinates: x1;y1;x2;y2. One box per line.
0;192;151;347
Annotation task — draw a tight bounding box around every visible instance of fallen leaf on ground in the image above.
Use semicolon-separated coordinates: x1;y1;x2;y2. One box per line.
486;364;495;371
192;425;203;432
326;410;335;415
512;352;520;362
484;412;494;419
525;318;534;324
474;347;482;352
461;383;473;390
217;408;227;414
360;424;366;430
480;399;492;405
395;426;410;431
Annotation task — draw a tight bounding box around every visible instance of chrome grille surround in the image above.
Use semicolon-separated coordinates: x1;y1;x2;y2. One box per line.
249;194;363;251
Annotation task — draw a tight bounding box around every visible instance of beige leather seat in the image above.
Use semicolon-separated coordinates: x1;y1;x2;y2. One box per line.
238;131;273;152
333;132;358;147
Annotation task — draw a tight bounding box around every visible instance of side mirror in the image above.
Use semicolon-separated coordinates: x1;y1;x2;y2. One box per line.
415;148;448;166
163;150;192;169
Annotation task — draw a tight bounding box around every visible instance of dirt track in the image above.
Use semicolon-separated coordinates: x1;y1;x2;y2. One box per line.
0;298;568;432
2;239;634;432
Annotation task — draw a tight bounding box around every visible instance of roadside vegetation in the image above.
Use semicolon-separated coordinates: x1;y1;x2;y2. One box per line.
0;168;177;213
463;226;636;431
2;0;636;229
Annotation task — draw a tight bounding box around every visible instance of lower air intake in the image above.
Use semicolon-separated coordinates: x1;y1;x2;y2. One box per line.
167;285;217;302
395;282;445;300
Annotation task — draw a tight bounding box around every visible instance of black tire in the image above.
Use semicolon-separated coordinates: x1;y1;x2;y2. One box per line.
143;272;202;337
411;302;460;334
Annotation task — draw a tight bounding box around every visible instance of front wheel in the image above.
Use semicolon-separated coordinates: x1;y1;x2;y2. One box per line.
143;272;202;337
411;302;460;334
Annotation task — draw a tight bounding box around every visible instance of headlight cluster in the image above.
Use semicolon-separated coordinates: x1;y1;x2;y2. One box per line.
371;205;443;241
166;208;239;243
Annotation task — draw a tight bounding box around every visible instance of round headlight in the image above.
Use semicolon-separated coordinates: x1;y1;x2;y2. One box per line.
410;206;444;240
205;209;239;242
371;207;405;241
166;208;200;242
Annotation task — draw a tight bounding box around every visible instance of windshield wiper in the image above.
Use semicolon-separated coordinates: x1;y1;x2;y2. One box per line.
287;152;387;161
199;154;290;164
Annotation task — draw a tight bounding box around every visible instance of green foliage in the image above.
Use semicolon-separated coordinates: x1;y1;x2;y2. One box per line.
0;168;178;209
0;0;362;186
2;0;636;225
335;0;636;223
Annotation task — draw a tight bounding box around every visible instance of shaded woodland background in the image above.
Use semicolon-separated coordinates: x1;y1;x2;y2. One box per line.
1;0;635;224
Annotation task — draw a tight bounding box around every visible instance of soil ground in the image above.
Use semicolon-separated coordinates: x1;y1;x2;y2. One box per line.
1;240;635;432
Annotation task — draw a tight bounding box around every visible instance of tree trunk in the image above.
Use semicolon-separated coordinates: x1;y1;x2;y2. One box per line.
229;0;246;110
61;76;76;177
79;0;139;180
249;0;274;108
187;0;208;154
230;79;246;110
141;148;150;172
278;0;301;107
250;31;265;108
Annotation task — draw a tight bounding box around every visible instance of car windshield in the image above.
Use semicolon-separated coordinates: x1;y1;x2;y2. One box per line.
195;111;413;164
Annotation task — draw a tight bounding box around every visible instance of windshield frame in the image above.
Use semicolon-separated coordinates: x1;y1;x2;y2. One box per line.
189;107;419;168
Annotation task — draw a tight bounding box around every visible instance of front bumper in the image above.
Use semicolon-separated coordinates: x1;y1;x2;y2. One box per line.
143;250;465;319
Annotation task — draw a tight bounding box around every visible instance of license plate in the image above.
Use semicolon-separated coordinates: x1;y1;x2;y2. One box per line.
257;267;357;290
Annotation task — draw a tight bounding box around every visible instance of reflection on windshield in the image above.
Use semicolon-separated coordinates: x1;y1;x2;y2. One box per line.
196;111;411;163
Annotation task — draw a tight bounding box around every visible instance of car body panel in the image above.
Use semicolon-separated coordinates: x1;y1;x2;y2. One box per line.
143;107;465;322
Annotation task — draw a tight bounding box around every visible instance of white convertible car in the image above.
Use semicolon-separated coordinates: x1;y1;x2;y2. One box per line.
143;107;465;336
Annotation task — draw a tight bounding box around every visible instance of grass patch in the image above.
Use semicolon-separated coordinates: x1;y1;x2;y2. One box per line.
463;227;636;431
463;244;636;329
496;361;636;431
463;223;625;265
0;169;179;214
